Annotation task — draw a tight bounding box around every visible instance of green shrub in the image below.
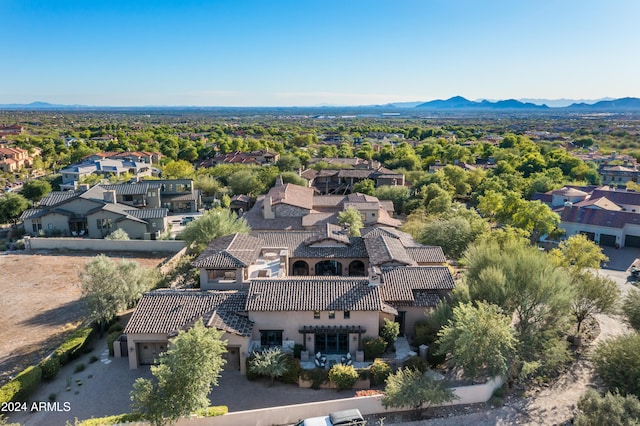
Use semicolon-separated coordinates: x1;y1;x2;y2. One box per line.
106;330;122;357
328;364;359;391
74;363;86;373
0;366;42;403
293;344;304;359
195;405;228;417
363;336;386;360
380;318;400;348
48;393;56;402
279;357;302;384
245;356;261;381
40;357;61;381
301;368;329;390
592;334;640;396
76;413;143;426
575;389;640;426
89;355;99;364
404;356;429;373
107;322;123;334
54;327;93;365
370;359;392;385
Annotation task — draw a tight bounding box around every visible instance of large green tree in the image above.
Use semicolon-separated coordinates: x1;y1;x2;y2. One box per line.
550;234;609;269
131;319;227;426
20;179;52;203
0;193;29;227
162;160;195;179
337;207;364;237
381;368;457;415
80;255;160;335
180;209;250;253
437;301;516;379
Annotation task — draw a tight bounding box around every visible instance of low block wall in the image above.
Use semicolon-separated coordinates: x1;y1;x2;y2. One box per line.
27;237;186;253
174;377;504;426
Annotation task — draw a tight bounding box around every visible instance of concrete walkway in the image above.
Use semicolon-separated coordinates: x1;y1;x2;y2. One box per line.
9;337;355;426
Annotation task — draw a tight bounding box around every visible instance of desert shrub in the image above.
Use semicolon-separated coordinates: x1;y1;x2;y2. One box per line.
363;336;386;360
55;327;93;365
404;356;429;373
48;393;56;402
89;355;99;364
107;330;122;357
621;289;640;332
328;364;359;391
74;363;86;373
245;356;261;381
105;228;130;240
300;368;329;390
75;413;143;426
279;357;302;384
575;389;640;426
380;318;400;348
195;406;228;417
0;365;42;403
40;357;61;381
293;344;304;359
107;322;124;334
592;334;640;396
370;359;392;385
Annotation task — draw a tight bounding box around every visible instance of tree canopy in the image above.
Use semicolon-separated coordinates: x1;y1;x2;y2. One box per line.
180;209;250;253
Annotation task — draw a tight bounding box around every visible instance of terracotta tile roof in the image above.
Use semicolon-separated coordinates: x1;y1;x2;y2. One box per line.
560;205;640;229
39;190;81;206
412;290;442;307
246;277;383;312
573;196;622;211
304;223;351;245
589;187;640;206
268;183;315;210
380;266;455;304
244;198;304;230
124;208;168;219
124;290;251;336
365;235;417;267
193;233;263;268
406;246;447;263
361;226;418;246
256;231;368;258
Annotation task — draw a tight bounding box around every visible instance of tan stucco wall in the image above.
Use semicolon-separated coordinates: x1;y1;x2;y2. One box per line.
127;331;249;374
248;310;380;355
42;212;71;235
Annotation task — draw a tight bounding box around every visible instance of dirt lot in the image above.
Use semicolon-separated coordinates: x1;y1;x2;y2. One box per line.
0;250;168;385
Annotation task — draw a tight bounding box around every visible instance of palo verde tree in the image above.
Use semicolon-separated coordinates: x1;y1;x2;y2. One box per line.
569;270;619;334
550;234;609;269
382;368;457;418
337;207;364;237
131;319;227;426
437;301;517;379
79;255;161;335
180;209;250;253
248;347;290;386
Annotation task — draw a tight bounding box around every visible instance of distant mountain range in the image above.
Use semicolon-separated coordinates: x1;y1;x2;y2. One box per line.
412;96;640;111
2;97;640;112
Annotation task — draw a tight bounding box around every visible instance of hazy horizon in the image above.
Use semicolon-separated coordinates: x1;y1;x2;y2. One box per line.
2;1;639;107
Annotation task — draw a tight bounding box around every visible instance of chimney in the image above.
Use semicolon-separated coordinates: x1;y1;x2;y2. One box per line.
368;265;381;287
103;190;117;204
275;175;284;187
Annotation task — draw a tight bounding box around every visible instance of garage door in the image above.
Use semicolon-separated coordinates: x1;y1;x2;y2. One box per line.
580;232;595;241
138;342;166;365
223;346;241;371
625;235;640;248
599;234;617;247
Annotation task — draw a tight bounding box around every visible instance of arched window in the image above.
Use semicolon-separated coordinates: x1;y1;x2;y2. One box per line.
292;260;309;276
348;260;366;277
315;260;342;276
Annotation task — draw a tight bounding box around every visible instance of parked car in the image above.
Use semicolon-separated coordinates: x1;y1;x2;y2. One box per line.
295;409;366;426
181;216;195;226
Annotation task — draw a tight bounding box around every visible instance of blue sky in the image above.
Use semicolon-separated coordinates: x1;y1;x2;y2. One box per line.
2;0;639;106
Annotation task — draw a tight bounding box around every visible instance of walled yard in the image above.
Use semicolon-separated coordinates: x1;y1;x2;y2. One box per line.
0;250;167;385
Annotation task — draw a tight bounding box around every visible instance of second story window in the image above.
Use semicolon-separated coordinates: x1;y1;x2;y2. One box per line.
343;311;350;319
314;310;320;320
329;311;336;319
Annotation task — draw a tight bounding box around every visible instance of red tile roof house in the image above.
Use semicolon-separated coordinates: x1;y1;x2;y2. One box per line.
124;229;453;372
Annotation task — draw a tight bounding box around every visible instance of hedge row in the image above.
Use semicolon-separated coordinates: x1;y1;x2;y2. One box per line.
76;413;143;426
54;327;94;365
0;366;42;404
0;326;94;404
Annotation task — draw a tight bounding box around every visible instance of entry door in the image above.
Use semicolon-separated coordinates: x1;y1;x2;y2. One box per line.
223;346;241;371
396;311;406;337
138;342;166;365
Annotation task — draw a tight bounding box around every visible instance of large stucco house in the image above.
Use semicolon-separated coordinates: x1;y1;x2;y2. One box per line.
124;226;454;372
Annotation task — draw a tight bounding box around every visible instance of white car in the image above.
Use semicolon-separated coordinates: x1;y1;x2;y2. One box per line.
295;409;366;426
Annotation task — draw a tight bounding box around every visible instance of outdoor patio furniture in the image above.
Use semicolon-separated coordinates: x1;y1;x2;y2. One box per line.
314;351;327;368
341;352;353;366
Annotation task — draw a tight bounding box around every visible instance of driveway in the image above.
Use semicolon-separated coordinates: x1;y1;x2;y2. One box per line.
9;337;353;426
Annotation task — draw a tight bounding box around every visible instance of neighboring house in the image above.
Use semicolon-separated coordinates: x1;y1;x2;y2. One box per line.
83;151;163;165
153;178;202;213
553;185;640;247
20;183;169;238
600;165;640;185
0;125;25;137
0;146;38;173
302;167;405;195
201;150;279;167
59;158;156;190
243;182;401;230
